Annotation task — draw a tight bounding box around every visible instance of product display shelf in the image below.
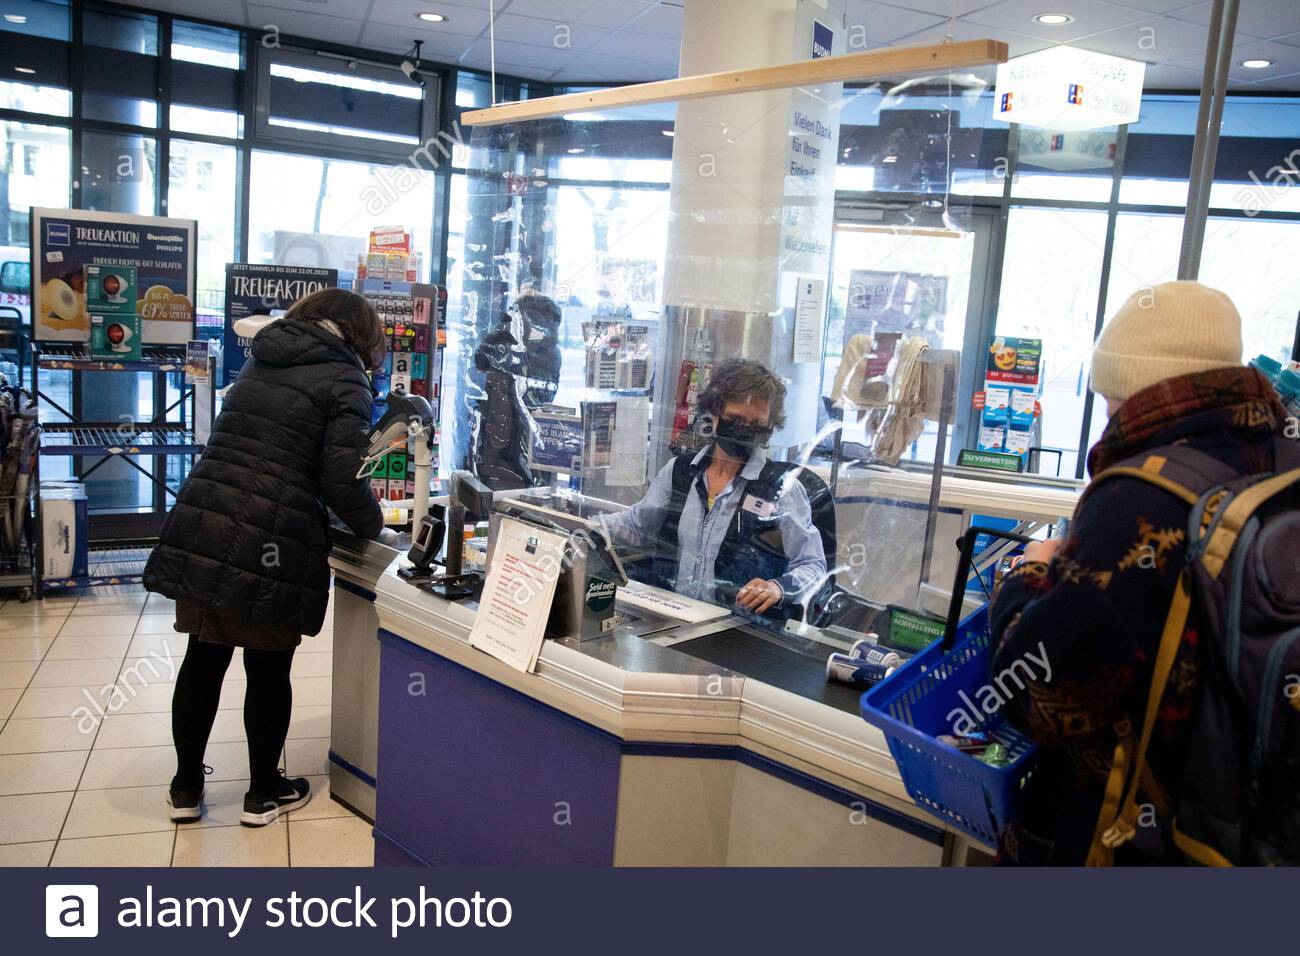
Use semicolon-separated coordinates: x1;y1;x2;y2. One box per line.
37;344;189;373
41;544;151;591
30;341;217;599
39;423;204;457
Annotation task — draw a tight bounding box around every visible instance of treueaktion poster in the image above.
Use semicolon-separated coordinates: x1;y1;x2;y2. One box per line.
30;207;197;345
223;263;338;383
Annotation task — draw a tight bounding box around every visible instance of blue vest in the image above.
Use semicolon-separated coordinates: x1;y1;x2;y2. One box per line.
649;452;835;622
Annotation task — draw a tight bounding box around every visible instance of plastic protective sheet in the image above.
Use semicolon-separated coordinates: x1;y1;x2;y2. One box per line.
452;72;990;630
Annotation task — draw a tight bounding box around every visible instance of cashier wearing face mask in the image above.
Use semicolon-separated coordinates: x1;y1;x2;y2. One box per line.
604;359;827;620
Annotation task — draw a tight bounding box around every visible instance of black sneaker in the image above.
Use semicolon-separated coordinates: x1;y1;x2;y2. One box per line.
240;775;311;827
167;765;212;822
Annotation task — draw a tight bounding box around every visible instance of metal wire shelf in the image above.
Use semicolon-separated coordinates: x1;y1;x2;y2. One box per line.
42;546;151;590
36;345;188;373
39;424;204;457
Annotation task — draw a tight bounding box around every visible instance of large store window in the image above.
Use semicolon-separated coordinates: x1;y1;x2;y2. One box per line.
2;118;70;471
80;130;157;214
168;139;239;323
1011;127;1118;203
0;0;71;116
256;48;433;156
994;206;1109;478
1;119;70;247
546;182;670;409
169;21;244;139
1106;212;1181;321
1106;212;1300;368
77;125;159;511
247;150;435;280
1200;218;1300;365
81;6;159;127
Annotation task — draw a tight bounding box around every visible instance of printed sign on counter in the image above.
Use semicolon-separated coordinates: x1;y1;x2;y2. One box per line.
792;276;826;364
468;517;569;673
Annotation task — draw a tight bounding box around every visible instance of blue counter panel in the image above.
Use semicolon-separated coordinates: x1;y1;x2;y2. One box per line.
375;631;622;866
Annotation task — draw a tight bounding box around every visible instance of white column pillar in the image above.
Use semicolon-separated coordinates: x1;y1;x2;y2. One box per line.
653;0;842;460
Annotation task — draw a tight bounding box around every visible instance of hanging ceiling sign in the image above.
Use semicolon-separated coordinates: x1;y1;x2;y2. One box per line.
994;45;1145;131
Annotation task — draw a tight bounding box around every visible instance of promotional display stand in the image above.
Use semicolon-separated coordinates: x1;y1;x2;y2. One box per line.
26;206;205;596
972;336;1043;470
30;342;216;595
356;229;447;512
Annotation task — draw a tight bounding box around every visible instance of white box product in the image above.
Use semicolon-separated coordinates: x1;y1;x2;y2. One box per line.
41;483;88;580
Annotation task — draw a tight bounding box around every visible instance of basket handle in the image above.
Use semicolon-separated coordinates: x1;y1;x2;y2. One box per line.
942;525;1034;651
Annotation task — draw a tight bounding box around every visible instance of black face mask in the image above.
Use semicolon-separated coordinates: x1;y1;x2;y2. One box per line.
712;416;771;459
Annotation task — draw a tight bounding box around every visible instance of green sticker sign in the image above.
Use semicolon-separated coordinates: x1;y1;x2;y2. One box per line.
585;575;617;613
888;606;946;652
958;448;1023;473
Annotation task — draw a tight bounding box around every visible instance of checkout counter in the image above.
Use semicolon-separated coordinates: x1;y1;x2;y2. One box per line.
325;469;1079;867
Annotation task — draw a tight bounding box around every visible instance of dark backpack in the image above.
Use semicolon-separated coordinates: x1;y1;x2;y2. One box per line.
1085;438;1300;866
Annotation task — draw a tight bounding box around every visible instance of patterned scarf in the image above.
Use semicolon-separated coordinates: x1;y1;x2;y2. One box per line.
1088;366;1287;476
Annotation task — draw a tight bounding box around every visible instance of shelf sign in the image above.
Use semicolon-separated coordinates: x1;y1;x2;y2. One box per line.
958;448;1024;473
994;45;1145;131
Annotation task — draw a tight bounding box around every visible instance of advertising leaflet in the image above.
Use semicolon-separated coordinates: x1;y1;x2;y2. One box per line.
531;407;584;475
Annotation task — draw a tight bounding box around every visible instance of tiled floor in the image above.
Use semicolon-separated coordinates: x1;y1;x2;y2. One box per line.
0;584;373;867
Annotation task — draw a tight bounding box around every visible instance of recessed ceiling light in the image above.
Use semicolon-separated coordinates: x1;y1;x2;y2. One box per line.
14;66;35;74
1033;13;1074;25
417;12;447;23
1241;58;1273;69
4;13;28;23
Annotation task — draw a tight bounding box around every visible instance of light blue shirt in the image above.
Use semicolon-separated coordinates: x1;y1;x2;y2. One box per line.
603;446;827;609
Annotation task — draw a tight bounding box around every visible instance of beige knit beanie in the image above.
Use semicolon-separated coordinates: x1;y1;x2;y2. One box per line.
1091;280;1243;405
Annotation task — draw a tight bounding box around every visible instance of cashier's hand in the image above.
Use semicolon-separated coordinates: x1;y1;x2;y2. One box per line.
1018;538;1062;566
736;578;782;615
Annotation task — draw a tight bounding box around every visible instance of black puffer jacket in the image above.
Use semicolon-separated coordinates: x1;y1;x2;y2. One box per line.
144;319;383;636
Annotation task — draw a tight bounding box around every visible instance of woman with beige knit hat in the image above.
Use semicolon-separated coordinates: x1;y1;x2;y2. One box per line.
982;280;1292;865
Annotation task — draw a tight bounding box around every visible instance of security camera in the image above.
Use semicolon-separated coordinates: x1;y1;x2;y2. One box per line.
400;59;426;86
400;40;425;87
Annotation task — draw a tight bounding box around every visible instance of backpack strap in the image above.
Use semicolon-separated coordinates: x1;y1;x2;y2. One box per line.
1087;571;1196;865
1081;446;1232;866
1084;444;1242;511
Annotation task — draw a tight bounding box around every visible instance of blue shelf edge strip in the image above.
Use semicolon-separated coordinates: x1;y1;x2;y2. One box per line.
328;749;378;788
44;573;144;589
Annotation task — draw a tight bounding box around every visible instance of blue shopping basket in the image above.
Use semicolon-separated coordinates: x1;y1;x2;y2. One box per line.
861;527;1040;847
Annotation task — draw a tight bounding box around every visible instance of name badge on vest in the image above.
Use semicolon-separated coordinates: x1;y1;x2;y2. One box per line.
741;494;777;519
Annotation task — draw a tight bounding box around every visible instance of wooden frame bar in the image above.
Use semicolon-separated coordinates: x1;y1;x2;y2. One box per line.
460;39;1008;128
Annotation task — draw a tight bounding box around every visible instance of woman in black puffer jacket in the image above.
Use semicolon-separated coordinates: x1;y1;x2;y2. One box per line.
144;288;385;827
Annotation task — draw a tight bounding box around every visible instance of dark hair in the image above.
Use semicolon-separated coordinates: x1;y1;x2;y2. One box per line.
512;289;561;326
697;358;787;430
285;288;387;371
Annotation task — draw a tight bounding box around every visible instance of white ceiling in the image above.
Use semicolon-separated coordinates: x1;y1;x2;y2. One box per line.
133;0;1300;91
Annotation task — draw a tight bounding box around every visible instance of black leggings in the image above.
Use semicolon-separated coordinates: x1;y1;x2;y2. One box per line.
172;637;295;796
